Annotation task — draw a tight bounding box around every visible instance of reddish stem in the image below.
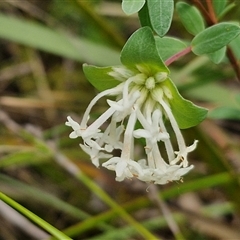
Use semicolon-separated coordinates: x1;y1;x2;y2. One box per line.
206;0;218;23
165;46;192;66
226;47;240;81
191;0;212;24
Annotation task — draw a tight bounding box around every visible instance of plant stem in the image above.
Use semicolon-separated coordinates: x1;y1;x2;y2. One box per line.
165;46;192;66
0;192;72;240
206;0;217;23
148;185;186;240
226;45;240;80
191;0;212;24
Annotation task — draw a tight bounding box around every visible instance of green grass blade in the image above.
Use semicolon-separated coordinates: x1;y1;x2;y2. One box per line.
0;174;89;220
0;192;72;240
0;14;120;65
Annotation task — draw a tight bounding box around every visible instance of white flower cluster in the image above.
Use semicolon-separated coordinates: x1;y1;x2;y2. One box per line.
66;65;197;184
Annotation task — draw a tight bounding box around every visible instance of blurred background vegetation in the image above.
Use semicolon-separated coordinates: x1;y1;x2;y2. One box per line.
0;0;240;239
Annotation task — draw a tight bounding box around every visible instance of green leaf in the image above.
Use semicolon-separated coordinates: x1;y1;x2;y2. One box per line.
165;78;208;129
192;22;240;55
207;46;226;64
155;36;187;61
229;35;240;59
212;0;227;16
83;64;119;91
0;14;120;65
176;2;205;35
186;82;239;110
147;0;174;37
210;107;240;120
216;3;236;20
122;0;145;15
121;27;169;73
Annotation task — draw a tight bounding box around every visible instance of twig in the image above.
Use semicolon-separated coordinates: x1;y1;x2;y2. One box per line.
206;0;217;24
147;184;185;240
226;47;240;81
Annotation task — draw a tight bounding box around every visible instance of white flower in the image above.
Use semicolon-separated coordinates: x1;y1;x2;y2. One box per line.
102;123;124;152
66;65;198;184
80;144;112;167
134;109;170;147
65;116;82;139
102;157;143;181
137;159;194;184
172;140;198;167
